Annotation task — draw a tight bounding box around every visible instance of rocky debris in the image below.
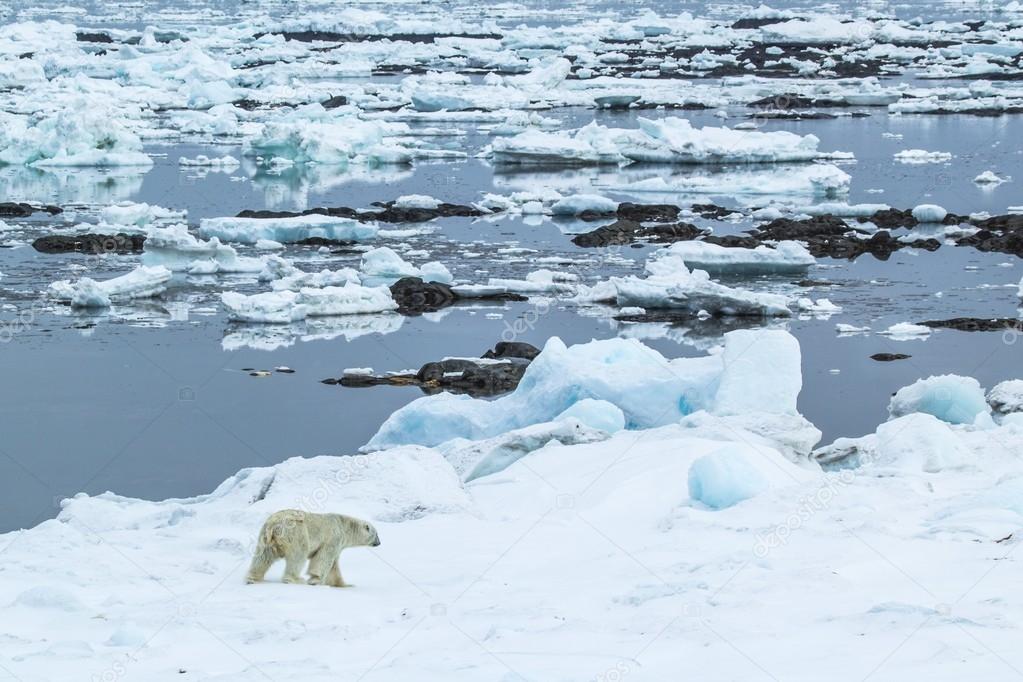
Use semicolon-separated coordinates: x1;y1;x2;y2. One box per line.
575;202;682;223
325;341;540;397
75;32;114;43
236;201;484;224
702;235;763;249
750;216;940;260
0;202;62;218
690;204;737;220
859;208;967;230
871;353;912;362
748;94;849;108
955;215;1023;257
731;17;789;30
293;236;357;249
572;219;704;247
918;318;1023;332
389;277;526;315
482;341;541;361
796;279;843;288
321;95;348;109
32;233;145;254
748;111;841;120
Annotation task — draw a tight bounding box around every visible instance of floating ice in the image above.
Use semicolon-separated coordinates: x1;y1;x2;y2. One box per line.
49;265;172;308
550;194;619;216
199;214;378;245
911;204;948;223
878;322;932;340
889;375;990;425
894;149;952;164
360;247;453;284
603;164;851;198
973;170;1008;185
0;108;152;168
491;117;850;166
100;202;185;227
222;283;397;324
601;250;792;316
393;194;443;209
660;240;815;275
142;224;265;273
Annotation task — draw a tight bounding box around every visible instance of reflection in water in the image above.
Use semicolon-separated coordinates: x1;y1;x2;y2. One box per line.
246;159;415;211
0;165;147;205
221;312;405;351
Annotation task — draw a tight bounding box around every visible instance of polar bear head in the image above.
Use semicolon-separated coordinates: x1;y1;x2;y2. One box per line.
346;516;381;547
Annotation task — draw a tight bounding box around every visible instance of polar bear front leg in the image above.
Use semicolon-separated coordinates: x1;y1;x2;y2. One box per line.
306;542;339;585
326;558;350;588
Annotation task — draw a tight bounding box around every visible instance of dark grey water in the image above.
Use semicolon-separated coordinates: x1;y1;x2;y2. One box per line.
1;1;1022;532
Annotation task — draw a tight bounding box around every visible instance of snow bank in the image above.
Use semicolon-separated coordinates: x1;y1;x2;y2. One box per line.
365;330;803;451
49;265;172;308
889;375;990;425
199;214;378;245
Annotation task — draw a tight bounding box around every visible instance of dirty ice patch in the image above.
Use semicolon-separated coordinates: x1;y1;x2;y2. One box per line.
199;214;378;245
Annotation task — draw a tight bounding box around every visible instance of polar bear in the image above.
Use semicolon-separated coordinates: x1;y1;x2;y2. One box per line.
245;509;381;587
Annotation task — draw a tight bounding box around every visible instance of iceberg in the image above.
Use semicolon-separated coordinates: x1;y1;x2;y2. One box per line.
49;265;172;308
199;214;378;245
365;330;804;451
